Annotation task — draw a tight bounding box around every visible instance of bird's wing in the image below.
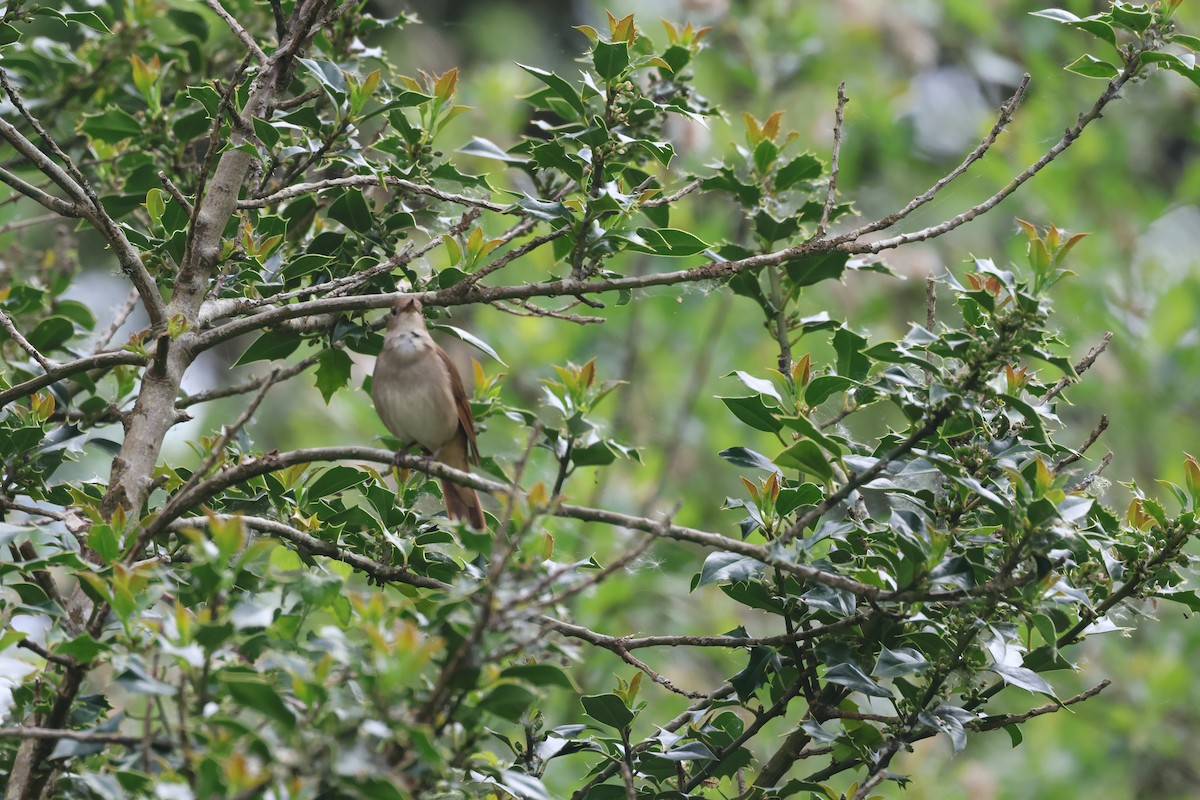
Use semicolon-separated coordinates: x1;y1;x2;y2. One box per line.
438;346;481;466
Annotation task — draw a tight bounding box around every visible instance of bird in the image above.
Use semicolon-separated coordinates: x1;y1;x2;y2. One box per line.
372;297;486;529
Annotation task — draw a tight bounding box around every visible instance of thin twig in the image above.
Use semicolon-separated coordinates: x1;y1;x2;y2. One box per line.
0;727;172;748
0;351;149;408
169;515;449;590
492;299;605;325
93;290;142;354
841;64;1132;255
1072;451;1113;493
0;213;58;236
205;0;268;63
0;309;54;370
158;172;194;216
851;74;1032;239
640;178;701;208
238;174;509;213
1046;331;1113;401
1056;414;1109;470
816;82;848;237
177;350;324;408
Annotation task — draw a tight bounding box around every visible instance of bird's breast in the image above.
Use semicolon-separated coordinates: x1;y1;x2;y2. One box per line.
372;344;460;452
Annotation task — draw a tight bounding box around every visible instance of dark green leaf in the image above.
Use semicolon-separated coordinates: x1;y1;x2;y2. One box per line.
1064;54;1120;79
785;252;848;287
719;395;782;433
874;646;931;678
989;663;1057;698
581;693;634;729
499;664;575;689
308;465;368;497
518;63;586;118
775;154;823;191
234;331;302;366
593;40;630;81
460;137;531;164
26;317;74;352
805;375;853;406
717;447;780;473
81;109;142;143
626;227;709;256
696;552;766;587
314;348;352;404
774;440;834;482
823;663;893;698
328;189;373;233
478;683;537;722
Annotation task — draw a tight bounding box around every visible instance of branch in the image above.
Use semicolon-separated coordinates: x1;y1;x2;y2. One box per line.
0;727;172;748
0;212;59;236
841;62;1135;255
848;74;1031;239
0;165;84;217
1046;330;1113;401
170;515;449;590
133;444;1012;609
205;0;268;63
237;174;509;213
640;178;701;208
540;616;707;699
188;239;837;353
973;679;1111;731
540;611;869;652
0;309;54;370
177;351;322;408
1055;414;1109;470
815;82;848;237
0;352;149;408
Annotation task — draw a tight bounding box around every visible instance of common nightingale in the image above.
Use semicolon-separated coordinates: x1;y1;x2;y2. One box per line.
372;297;486;528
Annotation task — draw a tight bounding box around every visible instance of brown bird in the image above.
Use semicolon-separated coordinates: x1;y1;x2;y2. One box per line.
372;297;486;528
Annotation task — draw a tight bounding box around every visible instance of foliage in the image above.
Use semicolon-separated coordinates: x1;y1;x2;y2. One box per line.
0;1;1198;799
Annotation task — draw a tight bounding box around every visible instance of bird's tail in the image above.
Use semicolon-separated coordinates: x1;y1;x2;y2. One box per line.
439;437;486;529
442;478;486;529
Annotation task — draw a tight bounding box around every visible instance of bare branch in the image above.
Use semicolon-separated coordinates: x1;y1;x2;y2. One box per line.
0;351;149;408
92;290;141;354
178;351;323;408
158;172;194;216
1072;450;1113;493
0;213;58;236
0;165;85;217
0;727;172;748
544;617;707;699
816;82;848;237
0;309;54;371
205;0;268;64
640;178;701;208
1046;330;1113;401
842;65;1133;255
1056;414;1109;470
974;680;1111;731
170;515;450;590
238;174;509;213
850;74;1031;239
